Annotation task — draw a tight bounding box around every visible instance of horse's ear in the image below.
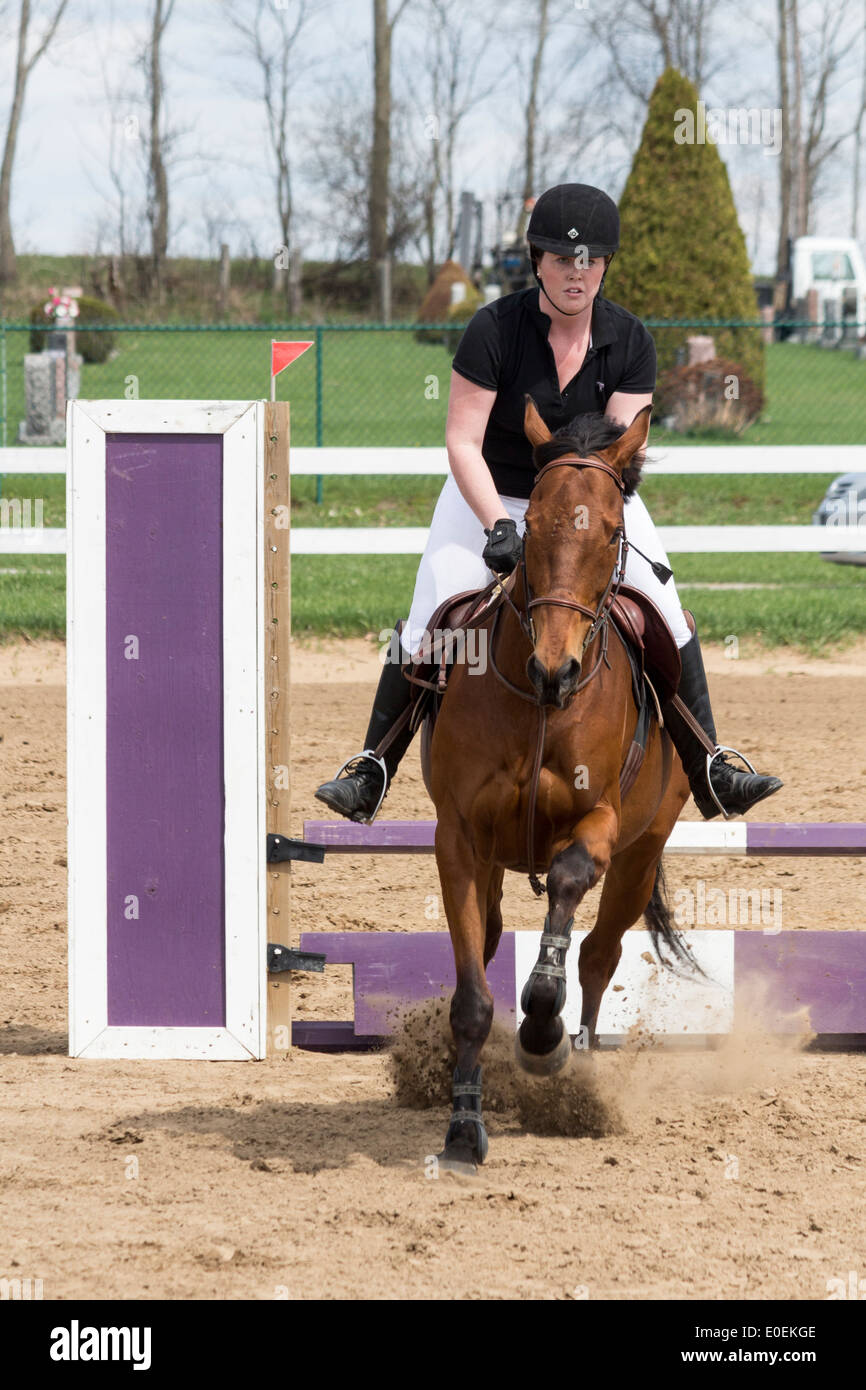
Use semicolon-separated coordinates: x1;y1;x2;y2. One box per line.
524;395;551;449
602;404;652;471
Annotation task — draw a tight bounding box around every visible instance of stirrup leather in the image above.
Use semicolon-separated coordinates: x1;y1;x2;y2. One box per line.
704;744;758;821
329;749;388;825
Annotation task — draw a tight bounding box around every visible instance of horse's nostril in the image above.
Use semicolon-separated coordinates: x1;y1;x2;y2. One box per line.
557;658;581;689
527;655;545;689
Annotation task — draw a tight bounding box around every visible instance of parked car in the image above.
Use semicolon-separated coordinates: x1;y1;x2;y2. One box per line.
812;472;866;565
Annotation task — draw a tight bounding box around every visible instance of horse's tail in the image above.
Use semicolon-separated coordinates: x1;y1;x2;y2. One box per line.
643;858;706;978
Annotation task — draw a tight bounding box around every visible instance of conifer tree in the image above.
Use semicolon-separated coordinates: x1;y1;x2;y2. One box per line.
606;67;764;395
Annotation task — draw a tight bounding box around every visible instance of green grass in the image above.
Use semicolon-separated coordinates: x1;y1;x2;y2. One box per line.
1;470;862;650
289;553;865;653
1;324;864;650
0;555;65;639
2;329;866;449
2;544;862;653
0;324;453;447
1;470;840;533
290;472;840;527
651;341;866;446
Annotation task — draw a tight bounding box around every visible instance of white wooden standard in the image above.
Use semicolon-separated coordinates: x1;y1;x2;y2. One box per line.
67;400;268;1060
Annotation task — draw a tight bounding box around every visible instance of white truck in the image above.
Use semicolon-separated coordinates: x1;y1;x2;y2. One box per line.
789;236;866;339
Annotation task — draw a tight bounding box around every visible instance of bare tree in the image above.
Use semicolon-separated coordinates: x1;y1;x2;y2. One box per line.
853;0;866;238
774;0;793;297
143;0;175;303
772;0;856;297
789;1;851;239
88;54;148;264
0;0;69;285
516;0;551;243
369;0;412;314
587;0;723;107
308;81;423;267
405;0;501;281
220;0;313;311
496;0;595;240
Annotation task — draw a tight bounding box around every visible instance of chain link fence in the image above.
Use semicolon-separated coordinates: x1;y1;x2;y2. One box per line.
2;319;865;453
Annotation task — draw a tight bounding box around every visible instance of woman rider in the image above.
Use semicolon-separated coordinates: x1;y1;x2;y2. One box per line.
315;183;782;823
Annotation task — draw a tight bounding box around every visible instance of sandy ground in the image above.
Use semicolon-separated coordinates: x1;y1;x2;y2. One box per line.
1;636;865;1301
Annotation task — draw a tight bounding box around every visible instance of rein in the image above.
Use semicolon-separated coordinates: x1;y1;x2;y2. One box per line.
490;450;630;896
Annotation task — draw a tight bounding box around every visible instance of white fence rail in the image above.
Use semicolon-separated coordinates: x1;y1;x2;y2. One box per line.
0;445;863;557
2;524;864;557
1;444;865;477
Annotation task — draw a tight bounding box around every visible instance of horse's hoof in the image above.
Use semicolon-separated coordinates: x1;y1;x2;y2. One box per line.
437;1139;479;1176
514;1019;572;1076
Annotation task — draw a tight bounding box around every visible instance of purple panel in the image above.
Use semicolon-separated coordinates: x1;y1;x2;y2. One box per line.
299;931;517;1036
735;932;866;1033
307;820;866;858
747;823;866;855
291;1021;383;1051
106;433;226;1027
304;819;436;852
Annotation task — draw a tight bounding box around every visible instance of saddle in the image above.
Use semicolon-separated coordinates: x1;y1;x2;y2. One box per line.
408;578;681;704
396;577;685;803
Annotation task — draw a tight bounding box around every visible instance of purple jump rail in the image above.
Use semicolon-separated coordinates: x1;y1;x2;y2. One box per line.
295;930;866;1048
304;820;866;856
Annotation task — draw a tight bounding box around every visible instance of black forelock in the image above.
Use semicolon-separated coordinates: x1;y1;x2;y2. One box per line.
531;411;645;497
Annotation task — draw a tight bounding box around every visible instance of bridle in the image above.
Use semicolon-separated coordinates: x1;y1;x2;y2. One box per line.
490;450;629;705
525;452;627;653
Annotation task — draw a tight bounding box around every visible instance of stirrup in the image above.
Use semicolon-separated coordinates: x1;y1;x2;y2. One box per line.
705;744;758;821
330;749;388;825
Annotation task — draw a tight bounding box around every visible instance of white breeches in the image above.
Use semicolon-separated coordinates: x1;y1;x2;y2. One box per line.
400;473;692;658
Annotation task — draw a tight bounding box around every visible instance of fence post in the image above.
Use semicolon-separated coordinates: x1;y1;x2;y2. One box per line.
0;320;6;449
315;325;323;505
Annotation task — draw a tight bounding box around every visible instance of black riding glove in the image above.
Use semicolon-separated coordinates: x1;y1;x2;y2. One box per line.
482;518;522;577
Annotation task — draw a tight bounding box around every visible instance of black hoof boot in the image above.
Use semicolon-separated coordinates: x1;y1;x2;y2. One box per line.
514;914;573;1074
439;1066;488;1174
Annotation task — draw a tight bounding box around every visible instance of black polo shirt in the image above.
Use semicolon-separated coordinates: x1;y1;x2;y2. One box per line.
451;287;656;498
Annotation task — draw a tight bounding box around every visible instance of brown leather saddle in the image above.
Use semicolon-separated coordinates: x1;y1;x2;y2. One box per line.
408;578;682;705
398;578;686;803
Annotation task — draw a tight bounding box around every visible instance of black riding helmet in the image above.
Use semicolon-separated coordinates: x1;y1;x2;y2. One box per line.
527;184;619;313
527;183;619;258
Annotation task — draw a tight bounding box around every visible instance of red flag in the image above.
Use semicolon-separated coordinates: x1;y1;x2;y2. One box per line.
271;340;313;377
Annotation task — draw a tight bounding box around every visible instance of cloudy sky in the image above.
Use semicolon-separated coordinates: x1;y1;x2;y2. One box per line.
1;0;864;277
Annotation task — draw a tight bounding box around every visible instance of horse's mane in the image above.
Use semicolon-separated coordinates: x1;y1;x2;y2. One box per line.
532;412;646;497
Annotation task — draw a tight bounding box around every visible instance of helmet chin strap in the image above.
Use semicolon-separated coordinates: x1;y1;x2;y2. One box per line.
534;251;613;318
537;277;584;317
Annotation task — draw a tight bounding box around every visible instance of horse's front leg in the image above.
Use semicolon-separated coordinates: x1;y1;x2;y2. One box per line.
434;815;495;1172
516;803;618;1076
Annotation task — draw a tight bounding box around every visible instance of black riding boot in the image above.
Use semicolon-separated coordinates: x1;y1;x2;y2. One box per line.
665;629;782;819
314;628;417;822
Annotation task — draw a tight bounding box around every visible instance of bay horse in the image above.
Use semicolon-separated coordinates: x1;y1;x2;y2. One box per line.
421;399;695;1171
